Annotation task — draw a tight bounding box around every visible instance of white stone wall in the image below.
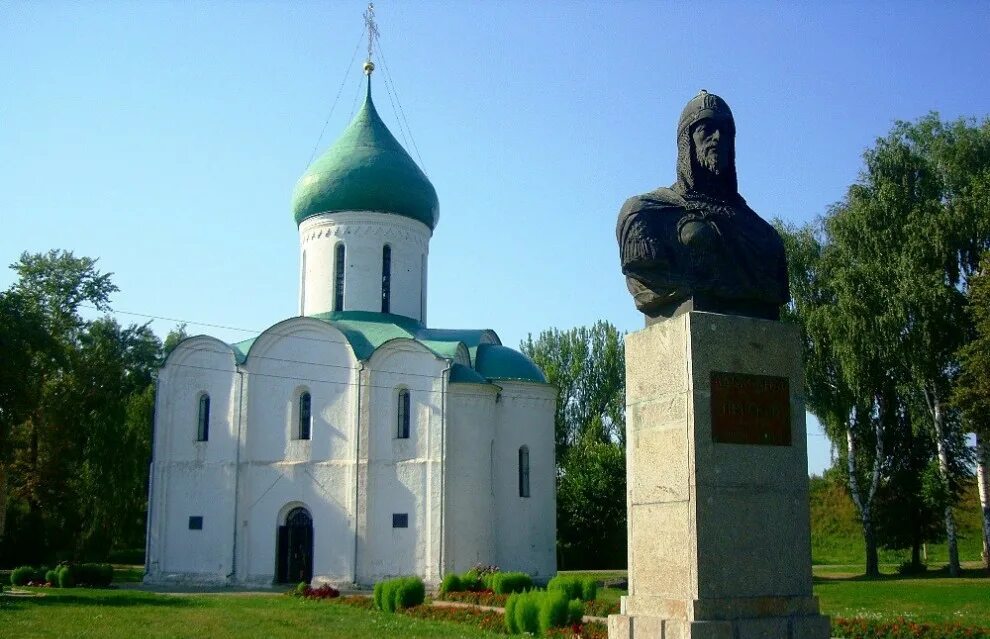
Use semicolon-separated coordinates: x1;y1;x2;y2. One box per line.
237;318;360;585
493;381;558;581
299;212;431;322
146;322;557;588
146;336;239;584
443;384;498;573
358;340;448;586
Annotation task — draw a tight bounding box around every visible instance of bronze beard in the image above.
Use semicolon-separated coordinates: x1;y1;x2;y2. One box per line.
616;97;789;321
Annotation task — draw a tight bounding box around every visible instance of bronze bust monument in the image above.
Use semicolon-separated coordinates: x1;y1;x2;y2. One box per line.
616;90;789;322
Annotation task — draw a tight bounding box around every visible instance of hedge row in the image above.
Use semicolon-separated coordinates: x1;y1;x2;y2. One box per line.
505;590;584;635
373;576;425;612
9;563;113;588
547;575;598;601
439;570;533;595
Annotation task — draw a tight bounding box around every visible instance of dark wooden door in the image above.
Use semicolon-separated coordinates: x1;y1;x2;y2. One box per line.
276;508;313;584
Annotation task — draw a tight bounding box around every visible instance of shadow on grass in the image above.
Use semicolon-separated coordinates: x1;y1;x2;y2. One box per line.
0;592;196;611
813;566;990;584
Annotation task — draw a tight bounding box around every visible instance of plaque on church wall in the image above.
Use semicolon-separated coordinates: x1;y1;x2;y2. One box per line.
710;371;791;446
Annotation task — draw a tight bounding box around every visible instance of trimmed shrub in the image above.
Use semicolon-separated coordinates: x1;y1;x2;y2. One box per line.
439;573;463;593
567;598;585;625
580;577;598;602
57;566;76;589
538;590;570;635
45;570;58;586
296;581;308;595
547;575;578;599
373;581;385;610
10;566;34;586
505;592;520;633
75;563;113;587
393;576;425;610
513;591;541;635
547;575;598;601
489;571;532;595
374;576;425;612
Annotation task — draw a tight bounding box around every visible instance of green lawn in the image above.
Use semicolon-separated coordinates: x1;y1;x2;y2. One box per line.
567;567;990;628
3;566;988;637
814;571;990;627
0;589;511;639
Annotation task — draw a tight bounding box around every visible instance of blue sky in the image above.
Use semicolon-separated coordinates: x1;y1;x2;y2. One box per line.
3;1;989;475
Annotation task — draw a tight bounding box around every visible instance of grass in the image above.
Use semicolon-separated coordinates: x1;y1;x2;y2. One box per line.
0;588;513;639
3;565;989;637
810;477;986;566
566;566;990;628
814;571;990;627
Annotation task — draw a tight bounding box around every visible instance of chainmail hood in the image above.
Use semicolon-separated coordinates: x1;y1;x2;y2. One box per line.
674;90;739;197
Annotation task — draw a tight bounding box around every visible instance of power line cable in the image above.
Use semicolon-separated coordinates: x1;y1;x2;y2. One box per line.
305;27;366;171
373;30;427;174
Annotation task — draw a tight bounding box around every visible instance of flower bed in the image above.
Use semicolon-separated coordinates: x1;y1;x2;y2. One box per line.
834;617;990;639
581;599;620;618
336;593;608;638
546;622;609;639
435;589;507;607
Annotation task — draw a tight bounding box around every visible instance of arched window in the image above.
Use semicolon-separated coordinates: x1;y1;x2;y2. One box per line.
381;245;391;313
333;243;345;312
298;391;312;440
397;389;410;439
518;446;530;498
197;394;210;442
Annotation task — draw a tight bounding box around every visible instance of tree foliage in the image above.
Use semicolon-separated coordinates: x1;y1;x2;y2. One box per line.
521;321;626;568
779;113;990;576
0;251;163;564
521;321;624;459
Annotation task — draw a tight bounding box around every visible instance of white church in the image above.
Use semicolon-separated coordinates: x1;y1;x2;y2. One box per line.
144;62;557;587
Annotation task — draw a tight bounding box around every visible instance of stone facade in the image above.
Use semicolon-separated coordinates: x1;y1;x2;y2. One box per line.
610;312;829;639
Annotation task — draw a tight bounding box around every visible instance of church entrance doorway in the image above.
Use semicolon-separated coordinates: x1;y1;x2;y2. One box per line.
276;507;313;584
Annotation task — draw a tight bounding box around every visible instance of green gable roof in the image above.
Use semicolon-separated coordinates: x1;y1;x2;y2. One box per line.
229;311;547;385
292;80;439;229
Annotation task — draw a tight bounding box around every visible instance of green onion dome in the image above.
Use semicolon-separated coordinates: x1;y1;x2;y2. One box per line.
292;80;439;229
292;78;440;231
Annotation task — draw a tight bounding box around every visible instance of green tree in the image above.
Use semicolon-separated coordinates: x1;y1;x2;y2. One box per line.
555;436;626;569
521;321;626;568
841;115;990;576
954;252;990;568
1;250;163;562
0;290;55;538
777;220;889;577
781;113;990;577
521;321;624;459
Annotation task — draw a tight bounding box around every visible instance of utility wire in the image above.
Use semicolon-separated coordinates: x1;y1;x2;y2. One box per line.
305;27;367;171
373;30;427;174
79;304;501;356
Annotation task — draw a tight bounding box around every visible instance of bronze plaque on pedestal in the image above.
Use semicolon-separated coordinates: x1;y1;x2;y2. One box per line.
710;371;791;446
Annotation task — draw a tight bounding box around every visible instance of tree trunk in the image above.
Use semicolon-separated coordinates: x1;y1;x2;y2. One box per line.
846;423;881;578
931;396;961;576
976;432;990;571
911;521;923;571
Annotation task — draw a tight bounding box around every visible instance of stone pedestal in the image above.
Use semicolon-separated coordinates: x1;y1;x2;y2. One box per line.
609;312;830;639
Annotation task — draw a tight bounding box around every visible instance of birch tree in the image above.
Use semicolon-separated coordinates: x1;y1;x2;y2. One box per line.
777;221;889;577
954;251;990;569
